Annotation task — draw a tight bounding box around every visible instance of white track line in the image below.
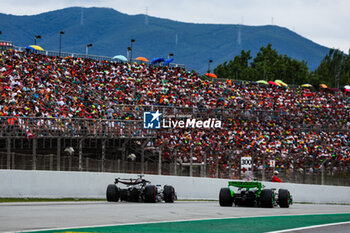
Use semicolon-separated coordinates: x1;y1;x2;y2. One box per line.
7;213;350;233
267;221;350;233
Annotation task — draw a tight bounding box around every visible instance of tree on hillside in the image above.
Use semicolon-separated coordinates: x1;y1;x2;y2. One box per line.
313;49;350;88
214;50;253;81
344;50;350;86
214;44;310;85
251;44;280;81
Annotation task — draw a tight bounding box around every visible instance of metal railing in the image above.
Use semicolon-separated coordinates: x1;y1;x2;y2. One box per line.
109;104;349;130
0;116;155;138
10;46;185;68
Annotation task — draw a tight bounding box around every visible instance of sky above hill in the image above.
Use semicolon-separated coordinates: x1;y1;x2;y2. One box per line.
1;0;349;53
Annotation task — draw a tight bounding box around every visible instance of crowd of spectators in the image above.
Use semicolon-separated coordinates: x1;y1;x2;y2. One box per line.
1;49;349;179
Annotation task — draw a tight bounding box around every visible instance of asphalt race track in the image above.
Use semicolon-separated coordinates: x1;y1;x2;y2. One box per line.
1;201;350;233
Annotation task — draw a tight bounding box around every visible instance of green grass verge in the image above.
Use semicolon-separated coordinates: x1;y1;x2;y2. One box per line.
24;213;350;233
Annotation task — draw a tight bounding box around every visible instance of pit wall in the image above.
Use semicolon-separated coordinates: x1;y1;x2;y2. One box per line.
1;170;350;204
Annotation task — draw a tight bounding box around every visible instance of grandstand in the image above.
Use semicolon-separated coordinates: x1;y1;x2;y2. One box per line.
0;47;349;186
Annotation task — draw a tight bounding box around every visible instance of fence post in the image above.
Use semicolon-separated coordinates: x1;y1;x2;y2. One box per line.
321;165;325;185
57;138;61;171
121;140;128;173
101;139;106;172
145;161;148;173
130;160;134;173
141;145;145;174
140;140;149;174
215;151;219;178
174;148;177;176
158;147;162;175
33;138;37;170
190;147;193;177
158;144;164;175
227;150;232;179
22;152;26;170
7;138;11;169
68;151;72;171
86;157;89;171
117;159;120;173
49;154;53;171
11;152;15;169
321;159;328;185
262;153;265;181
79;139;83;171
203;149;207;177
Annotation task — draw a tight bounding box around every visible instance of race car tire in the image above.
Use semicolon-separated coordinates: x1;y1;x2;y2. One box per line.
120;189;128;202
106;184;120;202
260;189;274;208
163;185;175;203
144;185;157;203
278;189;290;208
219;187;233;207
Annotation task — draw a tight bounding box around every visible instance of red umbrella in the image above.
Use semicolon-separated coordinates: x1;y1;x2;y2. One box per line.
205;73;217;78
268;81;281;86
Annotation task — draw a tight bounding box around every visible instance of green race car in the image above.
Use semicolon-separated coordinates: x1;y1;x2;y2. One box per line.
219;181;292;208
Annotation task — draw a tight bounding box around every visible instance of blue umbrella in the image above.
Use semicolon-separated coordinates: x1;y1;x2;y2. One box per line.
163;58;174;65
151;57;165;64
112;55;127;62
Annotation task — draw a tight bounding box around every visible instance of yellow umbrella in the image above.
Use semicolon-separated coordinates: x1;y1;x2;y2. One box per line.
275;80;288;86
257;80;269;85
301;84;312;87
26;45;44;51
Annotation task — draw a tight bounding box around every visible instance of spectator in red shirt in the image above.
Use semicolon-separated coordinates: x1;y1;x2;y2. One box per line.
272;171;282;183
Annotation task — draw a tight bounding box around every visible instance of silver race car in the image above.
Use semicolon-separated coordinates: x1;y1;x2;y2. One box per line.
106;175;176;203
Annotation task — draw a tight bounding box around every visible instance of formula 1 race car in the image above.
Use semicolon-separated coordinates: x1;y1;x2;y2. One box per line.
106;175;176;203
219;181;292;208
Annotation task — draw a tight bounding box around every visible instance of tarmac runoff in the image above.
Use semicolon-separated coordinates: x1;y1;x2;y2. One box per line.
1;201;350;232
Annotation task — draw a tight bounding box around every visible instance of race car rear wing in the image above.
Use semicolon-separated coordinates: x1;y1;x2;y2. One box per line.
228;181;263;189
114;175;150;185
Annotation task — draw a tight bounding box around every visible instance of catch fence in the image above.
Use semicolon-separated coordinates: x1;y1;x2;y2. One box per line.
1;151;349;186
0;116;154;138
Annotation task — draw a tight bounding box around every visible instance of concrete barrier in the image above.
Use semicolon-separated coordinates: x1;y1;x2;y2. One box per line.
1;170;350;204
